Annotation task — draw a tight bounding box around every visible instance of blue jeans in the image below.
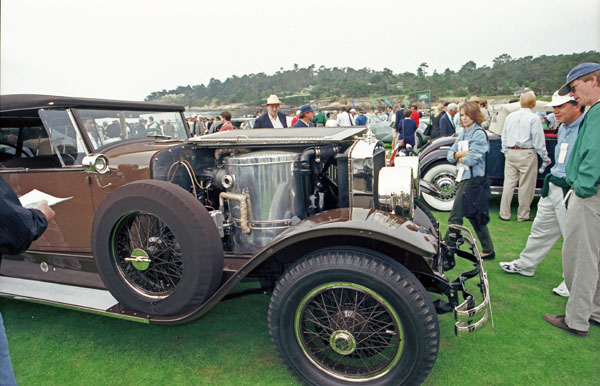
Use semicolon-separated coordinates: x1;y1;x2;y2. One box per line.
0;312;17;385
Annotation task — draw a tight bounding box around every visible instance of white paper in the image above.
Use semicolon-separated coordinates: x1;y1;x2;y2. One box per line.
18;189;73;209
558;143;568;164
455;140;469;182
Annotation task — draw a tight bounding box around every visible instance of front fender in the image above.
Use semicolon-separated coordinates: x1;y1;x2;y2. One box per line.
149;208;438;326
269;208;437;257
420;146;453;175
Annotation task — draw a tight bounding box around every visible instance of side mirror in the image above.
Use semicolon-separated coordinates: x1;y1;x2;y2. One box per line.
82;154;110;175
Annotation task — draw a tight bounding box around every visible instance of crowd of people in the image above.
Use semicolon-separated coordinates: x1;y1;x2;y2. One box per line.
441;63;600;339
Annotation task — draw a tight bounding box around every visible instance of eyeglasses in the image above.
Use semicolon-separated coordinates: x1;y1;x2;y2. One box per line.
568;81;583;93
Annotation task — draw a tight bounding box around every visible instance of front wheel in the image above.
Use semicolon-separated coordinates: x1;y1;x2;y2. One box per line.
421;162;458;211
268;247;439;385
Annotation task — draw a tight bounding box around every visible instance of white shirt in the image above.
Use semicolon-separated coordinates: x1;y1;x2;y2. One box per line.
269;113;283;128
501;107;549;162
325;119;338;127
337;111;353;126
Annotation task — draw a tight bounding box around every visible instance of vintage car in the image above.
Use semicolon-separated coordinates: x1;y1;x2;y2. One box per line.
0;95;491;385
418;101;555;211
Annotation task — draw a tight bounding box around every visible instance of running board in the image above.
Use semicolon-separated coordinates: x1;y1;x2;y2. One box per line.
0;276;149;323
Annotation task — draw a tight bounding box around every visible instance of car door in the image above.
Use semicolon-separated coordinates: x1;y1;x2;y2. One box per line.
0;108;96;253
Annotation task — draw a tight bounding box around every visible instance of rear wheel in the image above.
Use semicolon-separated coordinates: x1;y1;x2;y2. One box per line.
92;180;223;315
421;162;457;211
268;247;439;385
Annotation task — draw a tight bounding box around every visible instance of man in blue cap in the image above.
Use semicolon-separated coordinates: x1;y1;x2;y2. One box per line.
292;105;315;127
544;62;600;338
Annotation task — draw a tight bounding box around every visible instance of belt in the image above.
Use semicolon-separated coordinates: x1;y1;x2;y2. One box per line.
508;146;532;150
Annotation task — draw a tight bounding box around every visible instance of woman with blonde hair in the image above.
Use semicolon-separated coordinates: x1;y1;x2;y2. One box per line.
442;101;495;268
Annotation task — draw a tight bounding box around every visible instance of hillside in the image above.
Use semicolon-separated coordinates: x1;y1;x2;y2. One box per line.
146;51;600;109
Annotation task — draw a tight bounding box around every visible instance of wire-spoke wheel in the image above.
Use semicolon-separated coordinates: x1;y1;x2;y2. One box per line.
93;180;223;316
112;212;184;298
295;282;404;380
421;163;457;211
269;247;439;385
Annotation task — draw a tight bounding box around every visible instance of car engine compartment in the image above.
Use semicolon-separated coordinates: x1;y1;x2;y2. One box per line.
151;127;415;255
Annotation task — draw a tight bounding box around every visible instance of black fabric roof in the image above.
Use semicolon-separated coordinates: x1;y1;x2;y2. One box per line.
0;94;185;113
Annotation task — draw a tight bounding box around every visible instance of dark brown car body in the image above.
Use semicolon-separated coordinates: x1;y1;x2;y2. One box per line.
1;95;490;385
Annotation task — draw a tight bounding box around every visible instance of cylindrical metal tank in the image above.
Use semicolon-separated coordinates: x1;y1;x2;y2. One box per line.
224;151;304;253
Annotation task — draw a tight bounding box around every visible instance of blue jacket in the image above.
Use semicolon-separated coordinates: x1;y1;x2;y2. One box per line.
355;114;367;126
1;175;48;258
439;112;456;137
254;112;287;128
447;124;489;179
394;109;405;130
292;119;314;127
397;118;417;147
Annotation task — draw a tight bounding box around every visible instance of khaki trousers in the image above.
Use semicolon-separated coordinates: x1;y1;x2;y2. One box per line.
513;182;567;275
499;149;537;221
562;189;600;331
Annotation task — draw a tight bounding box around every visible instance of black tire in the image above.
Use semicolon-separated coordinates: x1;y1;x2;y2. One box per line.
421;162;457;212
92;179;223;315
268;247;439;386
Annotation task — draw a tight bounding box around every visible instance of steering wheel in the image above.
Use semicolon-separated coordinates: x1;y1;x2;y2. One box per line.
0;141;33;157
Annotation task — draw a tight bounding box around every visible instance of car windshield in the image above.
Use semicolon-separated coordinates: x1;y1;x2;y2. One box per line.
76;109;187;151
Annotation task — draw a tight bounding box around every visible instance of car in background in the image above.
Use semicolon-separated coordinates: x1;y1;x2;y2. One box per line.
418;101;554;211
367;113;431;147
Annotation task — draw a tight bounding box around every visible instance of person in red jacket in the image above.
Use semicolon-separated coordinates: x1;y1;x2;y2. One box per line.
217;111;234;132
409;104;420;128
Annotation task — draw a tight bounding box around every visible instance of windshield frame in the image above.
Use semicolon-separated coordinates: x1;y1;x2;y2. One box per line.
71;108;190;152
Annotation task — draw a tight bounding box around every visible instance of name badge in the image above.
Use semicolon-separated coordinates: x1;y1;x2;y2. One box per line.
558;143;568;164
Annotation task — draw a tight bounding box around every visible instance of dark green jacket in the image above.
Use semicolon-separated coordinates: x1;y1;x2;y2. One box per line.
566;100;600;198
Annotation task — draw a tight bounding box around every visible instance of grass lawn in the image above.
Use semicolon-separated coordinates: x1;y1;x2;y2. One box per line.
2;197;599;385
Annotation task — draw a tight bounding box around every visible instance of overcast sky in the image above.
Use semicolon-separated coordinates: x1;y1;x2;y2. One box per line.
1;0;599;101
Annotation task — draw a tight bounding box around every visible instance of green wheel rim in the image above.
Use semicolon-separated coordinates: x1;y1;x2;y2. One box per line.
294;282;405;381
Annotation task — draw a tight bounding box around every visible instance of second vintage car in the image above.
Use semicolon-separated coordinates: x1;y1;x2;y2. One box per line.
418;101;555;211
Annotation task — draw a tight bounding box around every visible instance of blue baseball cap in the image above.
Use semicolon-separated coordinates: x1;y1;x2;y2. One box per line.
558;62;600;95
299;104;314;113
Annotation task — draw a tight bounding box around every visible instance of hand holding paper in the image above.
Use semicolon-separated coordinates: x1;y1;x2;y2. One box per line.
18;189;73;209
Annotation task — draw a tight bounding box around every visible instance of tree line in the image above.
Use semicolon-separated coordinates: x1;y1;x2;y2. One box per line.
146;51;600;107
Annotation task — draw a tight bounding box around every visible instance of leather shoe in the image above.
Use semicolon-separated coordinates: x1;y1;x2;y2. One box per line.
543;314;587;337
591;318;600;327
518;217;535;222
499;216;510;221
481;251;495;260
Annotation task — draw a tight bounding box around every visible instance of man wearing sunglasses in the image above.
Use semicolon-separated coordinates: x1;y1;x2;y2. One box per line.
544;63;600;338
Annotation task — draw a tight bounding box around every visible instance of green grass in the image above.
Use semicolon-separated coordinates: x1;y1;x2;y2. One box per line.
2;196;599;385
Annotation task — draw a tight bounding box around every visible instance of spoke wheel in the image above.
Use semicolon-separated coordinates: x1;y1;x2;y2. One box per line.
269;247;439;385
295;282;404;380
93;180;223;316
421;163;457;211
112;212;184;298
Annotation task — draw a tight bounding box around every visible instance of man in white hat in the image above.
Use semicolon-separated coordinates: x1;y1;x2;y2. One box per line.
254;94;288;128
499;91;584;297
544;62;600;338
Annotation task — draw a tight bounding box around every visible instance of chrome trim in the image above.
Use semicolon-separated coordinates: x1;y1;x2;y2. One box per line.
449;224;494;336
